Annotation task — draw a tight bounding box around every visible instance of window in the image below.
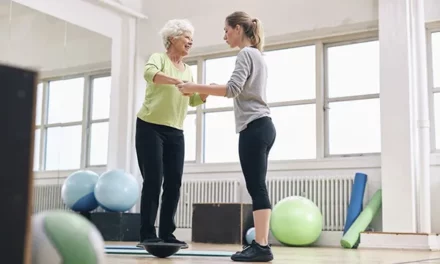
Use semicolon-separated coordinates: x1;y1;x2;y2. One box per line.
34;83;43;171
325;40;381;155
190;64;198;84
327;99;381;155
432;32;440;89
264;46;317;160
204;111;238;163
431;32;440;149
33;73;111;171
265;46;316;102
46;125;82;170
183;113;196;162
204;56;236;109
45;77;84;170
34;129;41;171
127;35;383;166
202;56;239;163
88;76;111;166
183;64;199;161
270;105;316;160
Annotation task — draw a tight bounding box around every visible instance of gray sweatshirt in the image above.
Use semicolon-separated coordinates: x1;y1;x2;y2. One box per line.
225;46;271;133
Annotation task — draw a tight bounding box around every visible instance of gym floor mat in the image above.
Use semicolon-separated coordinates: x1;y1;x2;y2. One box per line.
106;245;142;250
393;258;440;264
105;246;234;257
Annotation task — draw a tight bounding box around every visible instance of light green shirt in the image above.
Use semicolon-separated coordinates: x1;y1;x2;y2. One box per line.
137;52;205;130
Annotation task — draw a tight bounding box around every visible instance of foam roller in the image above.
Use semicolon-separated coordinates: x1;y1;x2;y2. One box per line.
340;189;382;249
343;172;368;235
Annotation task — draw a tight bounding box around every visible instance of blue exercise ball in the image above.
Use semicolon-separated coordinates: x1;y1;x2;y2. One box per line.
246;227;256;244
61;170;99;212
94;169;140;212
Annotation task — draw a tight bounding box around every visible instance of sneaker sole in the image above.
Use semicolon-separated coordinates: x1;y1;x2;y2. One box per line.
231;255;274;262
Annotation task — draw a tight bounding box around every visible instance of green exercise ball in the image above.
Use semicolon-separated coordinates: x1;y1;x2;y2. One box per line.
270;196;323;246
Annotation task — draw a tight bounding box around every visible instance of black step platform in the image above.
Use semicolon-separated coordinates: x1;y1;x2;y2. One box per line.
87;212;140;242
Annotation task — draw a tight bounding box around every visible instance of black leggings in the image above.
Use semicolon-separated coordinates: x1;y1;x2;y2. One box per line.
239;116;276;211
135;118;184;241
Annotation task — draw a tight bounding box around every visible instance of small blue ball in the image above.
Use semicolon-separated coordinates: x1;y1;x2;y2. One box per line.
246;227;256;244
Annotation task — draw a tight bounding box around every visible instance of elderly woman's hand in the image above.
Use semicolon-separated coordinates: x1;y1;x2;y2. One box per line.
176;82;196;95
176;80;194;96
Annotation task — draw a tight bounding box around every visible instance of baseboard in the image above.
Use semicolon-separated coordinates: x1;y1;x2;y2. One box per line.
173;228;343;247
359;232;440;250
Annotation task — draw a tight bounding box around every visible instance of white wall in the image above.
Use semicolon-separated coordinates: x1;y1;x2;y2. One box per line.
137;0;378;57
0;3;111;75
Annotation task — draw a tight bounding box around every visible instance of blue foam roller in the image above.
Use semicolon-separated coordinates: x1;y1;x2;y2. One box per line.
343;172;367;235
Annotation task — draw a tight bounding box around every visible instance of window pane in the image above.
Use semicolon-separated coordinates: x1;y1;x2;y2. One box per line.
183;114;196;161
328;98;381;155
266;46;315;102
204;56;236;109
35;83;43;125
89;122;109;166
47;77;84;124
91;76;111;120
190;64;198;83
204;111;239;162
433;93;440;149
327;40;379;98
45;125;82;170
34;129;40;171
432;32;440;88
270;105;316;160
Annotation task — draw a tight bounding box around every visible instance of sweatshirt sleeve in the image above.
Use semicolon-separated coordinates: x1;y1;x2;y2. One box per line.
144;53;164;83
225;49;252;98
189;93;206;106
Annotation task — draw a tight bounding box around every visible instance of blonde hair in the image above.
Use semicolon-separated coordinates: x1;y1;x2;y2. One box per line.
225;11;264;52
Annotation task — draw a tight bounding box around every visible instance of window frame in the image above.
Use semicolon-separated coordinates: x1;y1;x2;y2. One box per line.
183;31;380;165
427;27;440;152
323;36;381;158
85;73;112;167
34;69;111;171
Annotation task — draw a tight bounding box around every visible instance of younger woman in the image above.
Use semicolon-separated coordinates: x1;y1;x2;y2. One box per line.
176;11;276;262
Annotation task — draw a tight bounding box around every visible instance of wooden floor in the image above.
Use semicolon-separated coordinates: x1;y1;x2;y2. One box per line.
105;242;440;264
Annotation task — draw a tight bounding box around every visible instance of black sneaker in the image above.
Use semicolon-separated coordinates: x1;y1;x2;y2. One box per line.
231;240;273;262
161;236;189;249
137;237;163;247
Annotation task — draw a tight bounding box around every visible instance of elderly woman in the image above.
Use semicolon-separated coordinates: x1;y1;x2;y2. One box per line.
135;19;207;248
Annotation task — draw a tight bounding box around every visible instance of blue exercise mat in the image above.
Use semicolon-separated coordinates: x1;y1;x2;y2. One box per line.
105;245;234;257
105;245;142;250
343;172;368;235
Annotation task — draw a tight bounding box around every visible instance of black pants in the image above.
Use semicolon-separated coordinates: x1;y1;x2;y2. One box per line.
239;116;276;211
135;118;185;241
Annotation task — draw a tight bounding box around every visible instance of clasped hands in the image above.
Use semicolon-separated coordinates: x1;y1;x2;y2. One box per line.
176;81;216;96
175;80;195;96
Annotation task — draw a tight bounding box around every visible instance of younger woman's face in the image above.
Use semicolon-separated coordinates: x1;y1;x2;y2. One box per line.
223;21;241;48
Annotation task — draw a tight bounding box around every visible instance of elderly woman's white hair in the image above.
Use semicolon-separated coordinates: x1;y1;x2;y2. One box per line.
159;19;195;49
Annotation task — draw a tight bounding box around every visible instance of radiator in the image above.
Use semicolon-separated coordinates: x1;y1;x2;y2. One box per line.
32;179;241;230
32;184;104;213
33;184;68;213
267;175;355;231
156;179;241;228
33;176;353;232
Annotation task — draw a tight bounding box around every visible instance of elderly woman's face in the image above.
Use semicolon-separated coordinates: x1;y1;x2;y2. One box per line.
170;31;193;56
